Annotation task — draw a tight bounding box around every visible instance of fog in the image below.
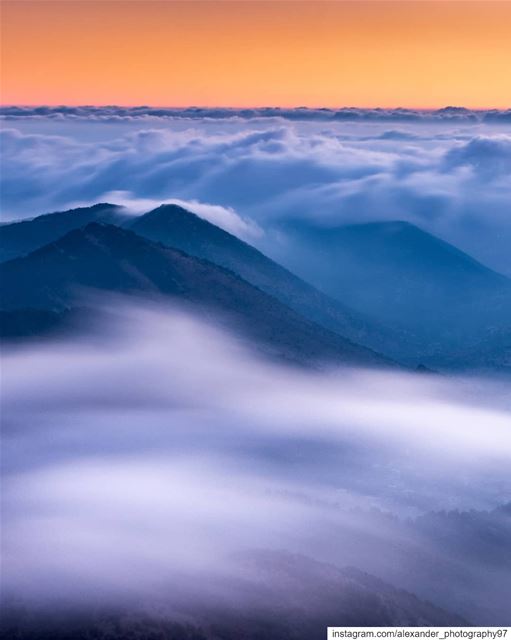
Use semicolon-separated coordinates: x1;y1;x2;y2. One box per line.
1;300;510;624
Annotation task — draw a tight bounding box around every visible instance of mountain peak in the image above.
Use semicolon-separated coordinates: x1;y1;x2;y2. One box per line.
150;203;191;216
137;203;229;235
20;202;120;225
130;202;257;258
288;218;507;281
277;217;511;360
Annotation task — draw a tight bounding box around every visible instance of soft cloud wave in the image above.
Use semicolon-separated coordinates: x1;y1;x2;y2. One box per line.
76;191;263;240
2;301;510;617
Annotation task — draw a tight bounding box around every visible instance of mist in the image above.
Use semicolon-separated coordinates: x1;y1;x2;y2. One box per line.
2;300;510;626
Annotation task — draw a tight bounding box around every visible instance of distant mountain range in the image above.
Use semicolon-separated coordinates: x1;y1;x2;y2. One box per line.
1;203;510;371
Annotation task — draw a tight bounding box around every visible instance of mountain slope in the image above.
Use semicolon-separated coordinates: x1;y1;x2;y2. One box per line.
0;223;390;367
0;551;466;640
224;550;467;630
274;220;511;361
0;308;72;340
129;204;402;355
0;203;126;263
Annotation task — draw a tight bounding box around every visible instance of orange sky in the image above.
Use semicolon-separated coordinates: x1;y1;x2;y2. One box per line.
1;1;510;108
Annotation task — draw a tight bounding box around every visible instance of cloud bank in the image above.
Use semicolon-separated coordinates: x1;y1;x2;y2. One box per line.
2;116;511;273
2;301;510;620
2;105;511;123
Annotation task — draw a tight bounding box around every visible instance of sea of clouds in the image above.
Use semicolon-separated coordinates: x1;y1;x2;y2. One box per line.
2;109;511;624
1;106;511;274
2;301;511;620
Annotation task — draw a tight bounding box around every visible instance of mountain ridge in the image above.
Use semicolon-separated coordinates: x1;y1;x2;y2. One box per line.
129;204;409;357
3;202;510;370
0;222;391;368
0;203;127;263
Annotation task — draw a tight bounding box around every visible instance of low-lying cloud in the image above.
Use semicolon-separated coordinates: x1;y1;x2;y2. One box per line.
2;301;510;619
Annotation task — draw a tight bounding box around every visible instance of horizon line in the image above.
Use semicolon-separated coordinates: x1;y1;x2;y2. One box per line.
2;104;510;111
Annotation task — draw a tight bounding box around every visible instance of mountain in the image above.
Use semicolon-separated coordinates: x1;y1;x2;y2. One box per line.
4;203;507;369
221;550;467;630
0;223;390;368
0;203;126;263
129;204;404;356
1;204;404;358
0;551;466;640
0;308;72;340
273;220;511;363
442;327;511;372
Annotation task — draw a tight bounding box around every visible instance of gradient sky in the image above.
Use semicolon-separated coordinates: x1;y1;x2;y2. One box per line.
1;1;511;108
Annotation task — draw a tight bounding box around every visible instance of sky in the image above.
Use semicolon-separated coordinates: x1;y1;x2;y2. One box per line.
1;1;511;108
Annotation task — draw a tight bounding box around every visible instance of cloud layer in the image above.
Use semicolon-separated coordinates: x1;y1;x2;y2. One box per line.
1;114;511;274
2;301;510;615
2;105;511;123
